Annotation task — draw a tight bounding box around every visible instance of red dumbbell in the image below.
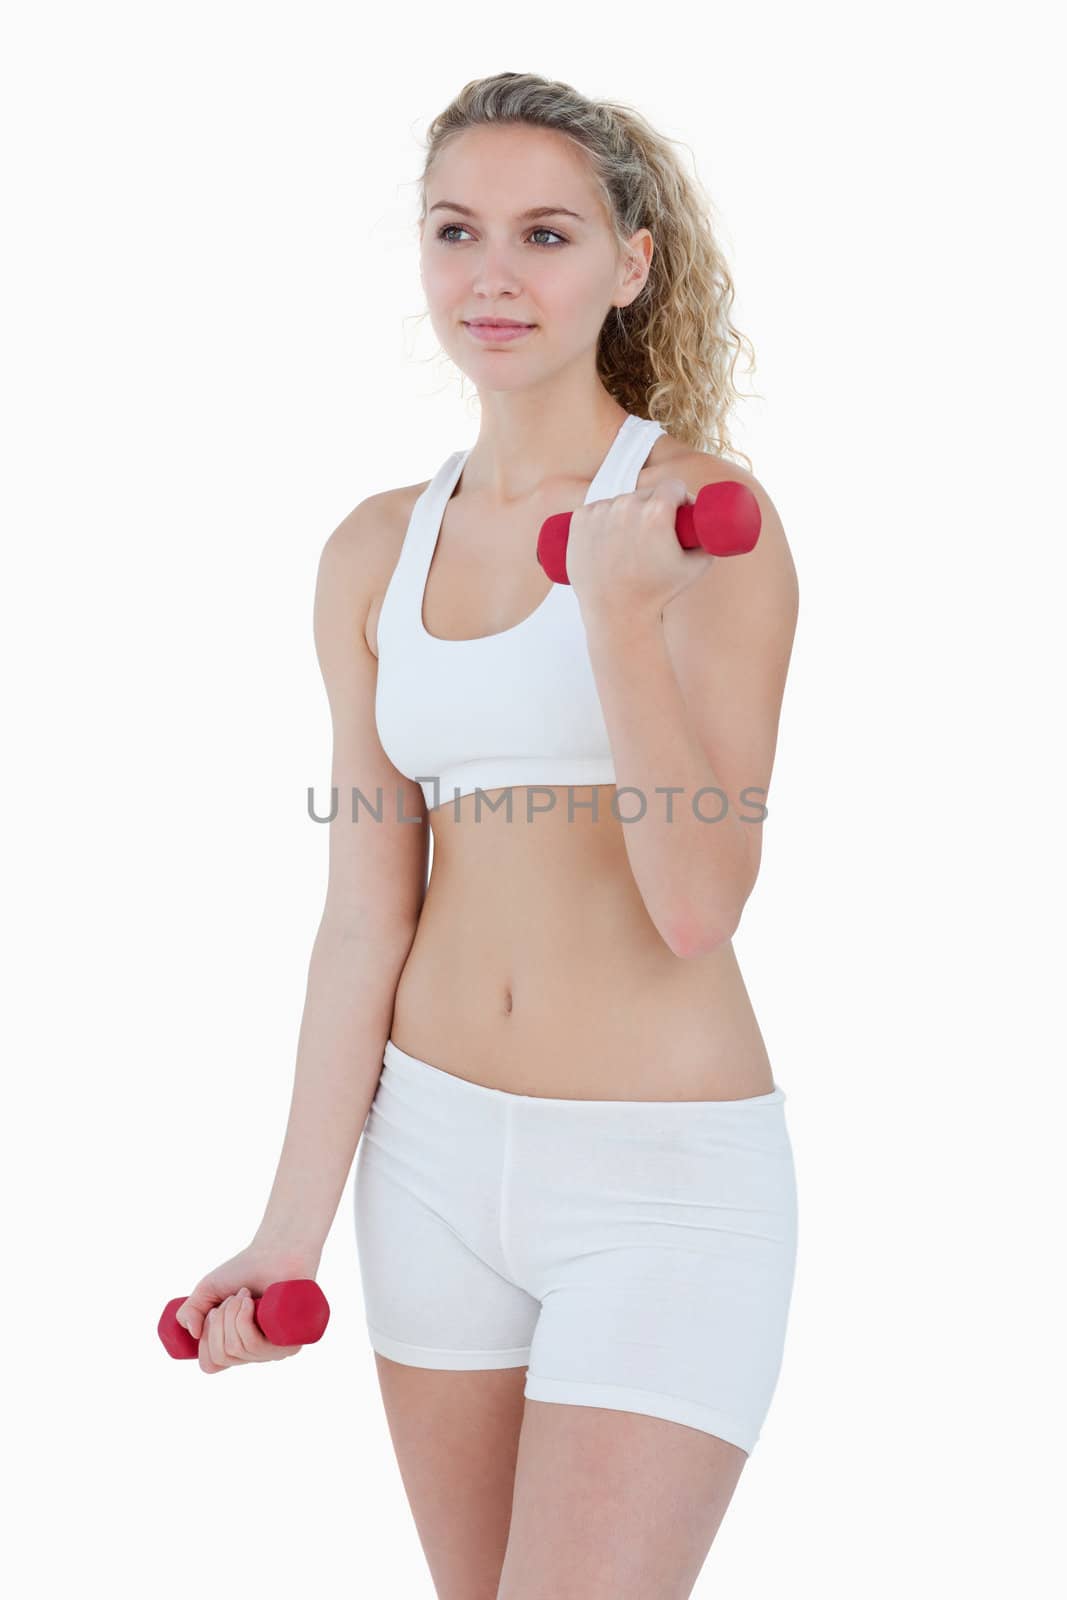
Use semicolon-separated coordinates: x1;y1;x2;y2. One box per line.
537;479;761;585
158;1278;331;1359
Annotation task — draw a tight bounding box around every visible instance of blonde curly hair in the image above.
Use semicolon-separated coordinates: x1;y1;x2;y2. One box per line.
412;71;759;470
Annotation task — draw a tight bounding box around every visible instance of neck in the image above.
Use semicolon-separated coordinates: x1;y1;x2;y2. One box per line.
463;388;631;503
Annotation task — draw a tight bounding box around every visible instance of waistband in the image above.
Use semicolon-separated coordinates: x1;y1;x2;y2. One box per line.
382;1038;785;1111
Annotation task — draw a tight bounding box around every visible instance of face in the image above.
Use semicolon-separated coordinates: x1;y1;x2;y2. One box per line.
419;124;651;390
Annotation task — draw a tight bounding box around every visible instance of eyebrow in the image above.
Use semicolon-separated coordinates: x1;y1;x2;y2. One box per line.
428;201;586;222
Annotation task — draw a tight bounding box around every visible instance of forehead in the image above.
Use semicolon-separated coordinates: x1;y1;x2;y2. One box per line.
427;125;600;214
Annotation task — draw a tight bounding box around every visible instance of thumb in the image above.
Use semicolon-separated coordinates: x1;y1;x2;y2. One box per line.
177;1282;223;1342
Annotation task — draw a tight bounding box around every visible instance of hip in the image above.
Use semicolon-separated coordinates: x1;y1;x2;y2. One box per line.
360;1034;797;1258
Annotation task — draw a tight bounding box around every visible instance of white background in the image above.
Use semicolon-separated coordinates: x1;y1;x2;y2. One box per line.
3;2;1063;1595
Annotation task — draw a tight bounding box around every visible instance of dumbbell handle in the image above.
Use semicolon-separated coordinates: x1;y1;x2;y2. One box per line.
157;1278;330;1359
537;479;761;585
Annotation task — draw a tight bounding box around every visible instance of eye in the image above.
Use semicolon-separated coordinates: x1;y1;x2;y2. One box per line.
435;224;568;248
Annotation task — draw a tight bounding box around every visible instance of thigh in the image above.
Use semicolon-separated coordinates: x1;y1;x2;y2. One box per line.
375;1355;529;1600
497;1399;747;1600
514;1089;799;1457
353;1056;540;1366
494;1085;798;1596
353;1049;543;1597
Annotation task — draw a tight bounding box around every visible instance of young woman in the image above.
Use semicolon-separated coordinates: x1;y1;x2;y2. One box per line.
178;72;800;1600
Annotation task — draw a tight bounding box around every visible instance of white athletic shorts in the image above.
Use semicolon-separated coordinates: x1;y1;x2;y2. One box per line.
353;1037;799;1456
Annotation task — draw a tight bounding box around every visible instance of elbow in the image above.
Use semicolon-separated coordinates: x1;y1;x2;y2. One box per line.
662;844;756;957
661;902;738;960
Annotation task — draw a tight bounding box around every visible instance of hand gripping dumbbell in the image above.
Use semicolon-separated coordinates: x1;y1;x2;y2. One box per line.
537;479;761;585
157;1279;331;1359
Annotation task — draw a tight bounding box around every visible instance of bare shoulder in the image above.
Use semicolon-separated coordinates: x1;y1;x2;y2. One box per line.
640;427;696;479
644;435;790;536
319;479;430;660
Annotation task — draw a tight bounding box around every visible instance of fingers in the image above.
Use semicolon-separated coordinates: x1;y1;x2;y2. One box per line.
199;1292;243;1374
198;1302;225;1373
197;1289;301;1372
232;1289;274;1361
233;1291;303;1362
204;1290;241;1371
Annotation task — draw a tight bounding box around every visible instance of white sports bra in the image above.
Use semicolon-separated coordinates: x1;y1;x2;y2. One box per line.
374;411;666;813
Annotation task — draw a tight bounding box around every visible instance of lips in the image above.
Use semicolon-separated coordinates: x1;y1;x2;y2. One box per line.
466;319;534;328
464;320;537;346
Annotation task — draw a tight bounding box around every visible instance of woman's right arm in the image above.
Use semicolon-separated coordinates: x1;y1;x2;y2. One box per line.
250;491;429;1264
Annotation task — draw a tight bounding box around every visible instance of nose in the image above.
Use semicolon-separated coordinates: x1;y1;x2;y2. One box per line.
468;242;525;300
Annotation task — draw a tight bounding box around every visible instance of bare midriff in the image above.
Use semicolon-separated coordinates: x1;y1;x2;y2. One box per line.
388;786;775;1102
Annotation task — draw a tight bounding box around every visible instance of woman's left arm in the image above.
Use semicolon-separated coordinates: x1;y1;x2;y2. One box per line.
580;458;799;958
